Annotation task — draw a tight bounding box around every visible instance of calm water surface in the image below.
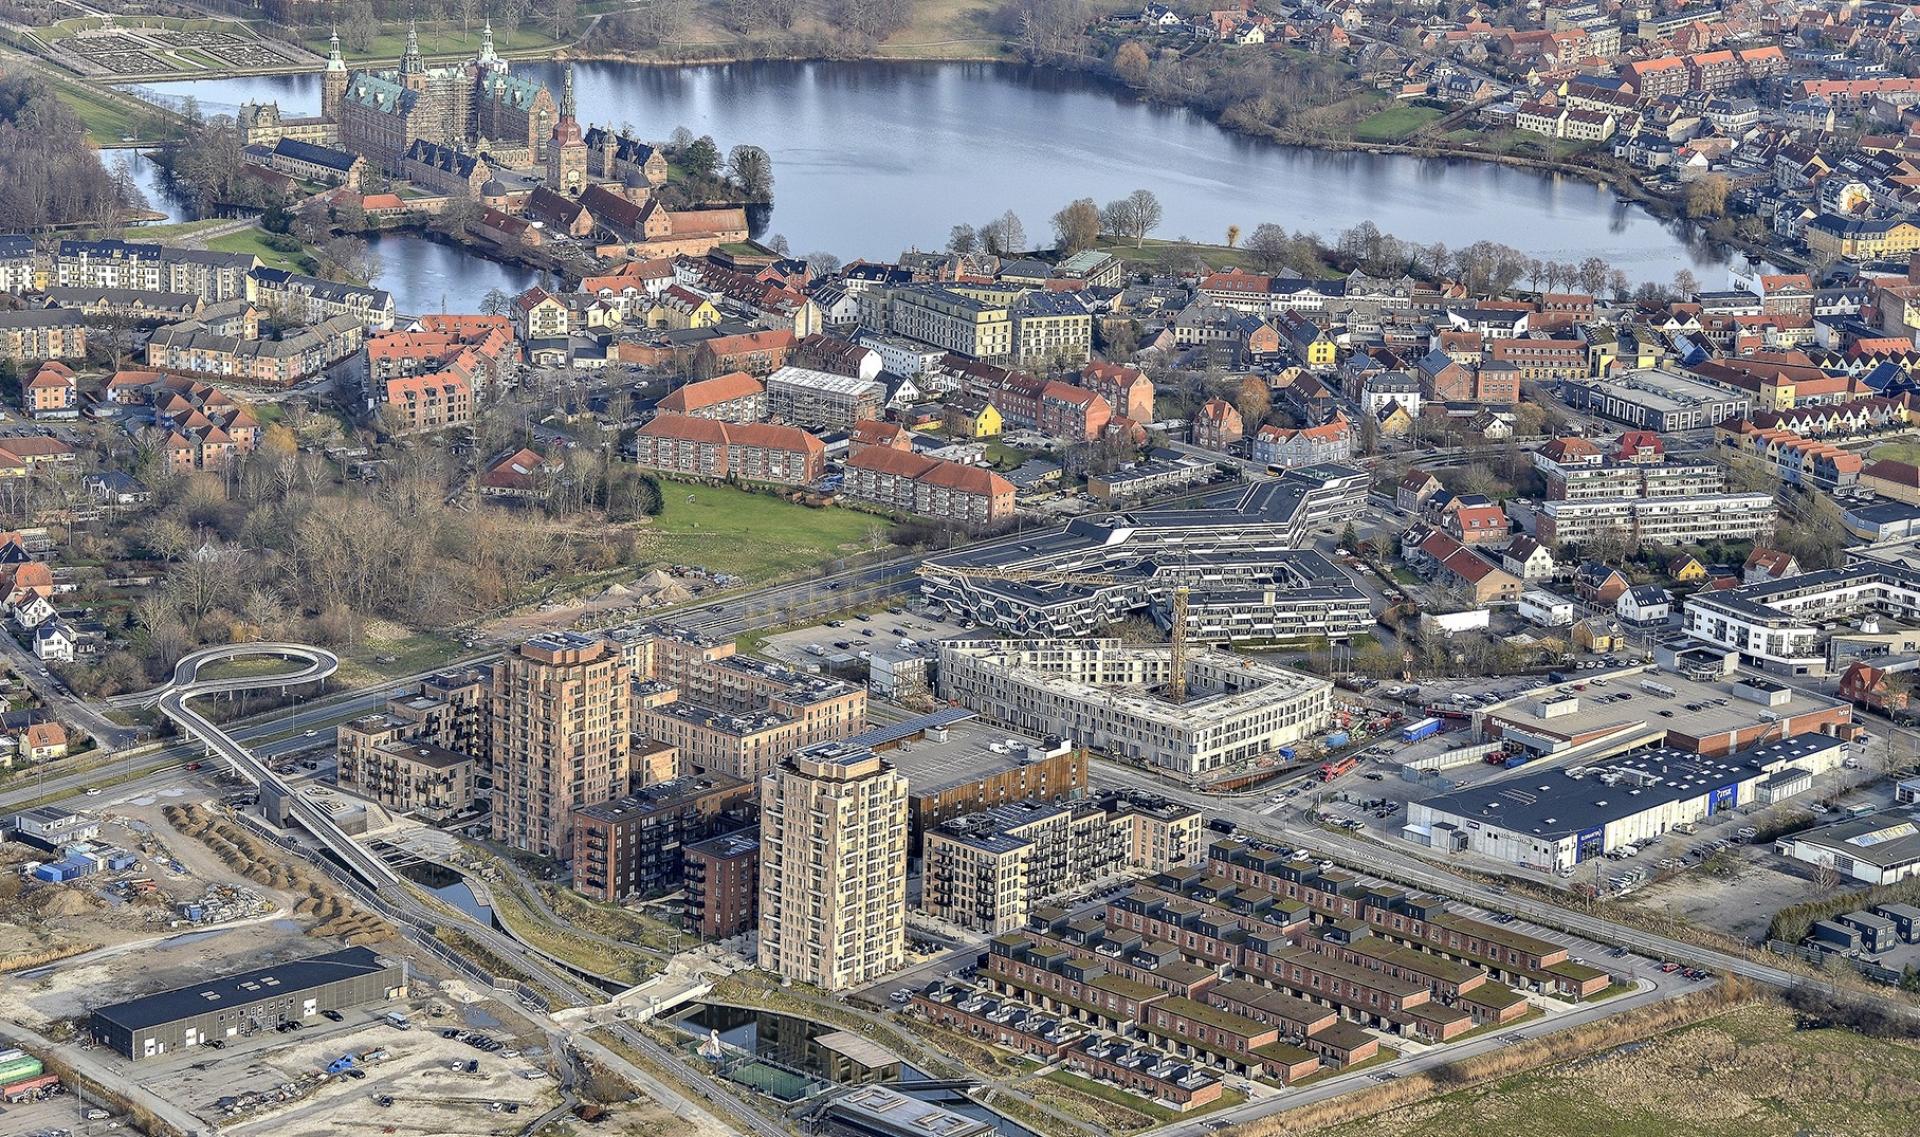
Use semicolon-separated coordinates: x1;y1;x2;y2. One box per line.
131;61;1729;284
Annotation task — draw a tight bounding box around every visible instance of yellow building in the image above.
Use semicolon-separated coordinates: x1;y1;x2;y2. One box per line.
649;285;721;331
1806;216;1920;262
945;395;1003;439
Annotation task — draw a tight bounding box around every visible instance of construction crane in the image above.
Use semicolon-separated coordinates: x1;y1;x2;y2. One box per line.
920;564;1194;702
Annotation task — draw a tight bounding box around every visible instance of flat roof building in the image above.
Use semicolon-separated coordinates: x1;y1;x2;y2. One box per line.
1776;810;1920;886
938;637;1333;780
89;947;406;1061
1407;734;1851;872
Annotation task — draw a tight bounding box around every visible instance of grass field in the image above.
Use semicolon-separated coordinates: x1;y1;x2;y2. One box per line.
1870;439;1920;465
207;228;314;273
299;22;563;63
1354;104;1442;143
331;629;467;689
1321;1004;1920;1137
635;483;889;582
195;656;312;682
40;71;166;144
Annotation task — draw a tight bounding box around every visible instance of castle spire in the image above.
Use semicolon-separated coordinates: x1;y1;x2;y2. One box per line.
402;19;423;73
479;17;498;67
326;24;345;72
560;62;577;121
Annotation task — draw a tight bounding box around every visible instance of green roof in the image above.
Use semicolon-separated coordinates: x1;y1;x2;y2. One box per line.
1252;1041;1318;1067
1462;981;1529;1009
1154;997;1270;1037
1089;974;1160;1001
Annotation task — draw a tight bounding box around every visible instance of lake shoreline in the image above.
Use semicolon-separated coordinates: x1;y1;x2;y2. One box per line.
552;47;1772;271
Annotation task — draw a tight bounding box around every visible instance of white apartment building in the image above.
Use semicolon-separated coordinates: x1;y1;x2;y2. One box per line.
936;638;1333;778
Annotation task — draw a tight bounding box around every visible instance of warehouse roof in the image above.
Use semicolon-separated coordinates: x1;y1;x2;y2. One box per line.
1415;734;1849;841
1790;811;1920;870
92;948;392;1032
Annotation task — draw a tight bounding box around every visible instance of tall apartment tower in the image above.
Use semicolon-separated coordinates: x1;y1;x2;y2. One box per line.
489;632;631;857
758;742;908;992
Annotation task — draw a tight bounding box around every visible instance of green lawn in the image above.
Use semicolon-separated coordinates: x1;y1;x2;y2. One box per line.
636;483;890;582
195;656;312;682
1321;1004;1920;1137
207;228;314;273
332;629;468;689
300;22;563;63
1355;104;1443;143
44;74;167;145
1870;440;1920;466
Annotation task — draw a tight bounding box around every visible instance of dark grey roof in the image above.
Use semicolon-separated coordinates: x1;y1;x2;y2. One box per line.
273;138;361;173
91;948;392;1032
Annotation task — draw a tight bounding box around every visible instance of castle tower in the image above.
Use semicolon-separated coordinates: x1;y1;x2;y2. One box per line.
322;26;348;123
400;20;426;92
477;19;504;73
546;64;588;195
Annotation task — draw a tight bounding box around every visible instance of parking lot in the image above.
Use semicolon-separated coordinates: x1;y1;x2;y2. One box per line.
0;1085;116;1137
755;602;974;669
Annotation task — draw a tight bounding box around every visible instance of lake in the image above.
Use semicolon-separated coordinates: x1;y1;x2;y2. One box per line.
122;149;541;315
129;60;1729;286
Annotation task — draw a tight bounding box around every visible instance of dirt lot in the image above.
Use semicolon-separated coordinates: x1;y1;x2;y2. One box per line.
1621;848;1828;941
160;1017;560;1137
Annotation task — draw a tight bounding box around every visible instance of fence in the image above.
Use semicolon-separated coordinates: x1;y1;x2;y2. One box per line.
1767;939;1904;986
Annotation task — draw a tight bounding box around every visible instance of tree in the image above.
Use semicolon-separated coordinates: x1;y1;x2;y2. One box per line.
1243;223;1289;272
317;235;381;286
1114;40;1150;86
1225;224;1240;249
1577;256;1611;296
1685;174;1729;220
980;209;1026;255
804;251;842;275
341;1;377;51
1104;188;1162;248
726;144;774;201
947;223;978;254
1050;196;1102;255
480;287;514;316
1233;375;1270;426
1672;268;1700;299
682;135;721;182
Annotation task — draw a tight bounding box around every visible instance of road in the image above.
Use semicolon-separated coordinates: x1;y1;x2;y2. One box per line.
0;625;141;749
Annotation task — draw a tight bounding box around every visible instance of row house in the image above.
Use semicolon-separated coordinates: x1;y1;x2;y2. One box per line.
1722;424;1863;490
627;414;825;486
1062;1037;1223;1111
1488;336;1587;379
146;314;364;387
1037;381;1113;442
912;986;1087;1063
841;447;1015;527
656;371;767;422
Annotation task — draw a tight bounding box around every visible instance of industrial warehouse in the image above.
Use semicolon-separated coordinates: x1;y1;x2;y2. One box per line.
936;637;1333;779
918;466;1371;643
1404;734;1853;872
89;948;408;1061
